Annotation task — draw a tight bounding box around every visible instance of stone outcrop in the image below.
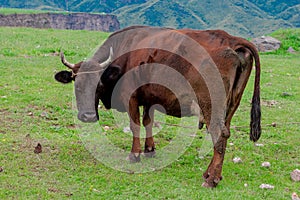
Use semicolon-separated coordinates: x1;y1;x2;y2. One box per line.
252;36;281;52
291;169;300;182
0;13;120;32
287;46;296;53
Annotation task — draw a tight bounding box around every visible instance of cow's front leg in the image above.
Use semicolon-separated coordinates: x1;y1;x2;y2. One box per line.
128;98;142;163
202;125;230;188
143;106;156;157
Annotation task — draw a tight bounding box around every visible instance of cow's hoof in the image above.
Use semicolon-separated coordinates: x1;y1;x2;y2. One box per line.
202;173;222;188
144;147;156;158
201;182;215;188
128;152;141;163
201;178;219;188
203;171;209;179
198;122;204;129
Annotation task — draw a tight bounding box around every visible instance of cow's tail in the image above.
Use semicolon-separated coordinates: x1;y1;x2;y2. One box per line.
245;42;261;142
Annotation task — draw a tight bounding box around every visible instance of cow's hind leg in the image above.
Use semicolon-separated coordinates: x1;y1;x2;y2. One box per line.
128;98;142;163
202;124;230;188
143;105;156;157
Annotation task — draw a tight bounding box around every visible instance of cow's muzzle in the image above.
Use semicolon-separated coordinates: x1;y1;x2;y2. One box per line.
78;112;98;123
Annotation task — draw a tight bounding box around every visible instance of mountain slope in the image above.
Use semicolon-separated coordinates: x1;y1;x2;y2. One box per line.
0;0;147;12
248;0;300;16
278;5;300;27
1;0;299;37
114;0;207;30
113;0;295;37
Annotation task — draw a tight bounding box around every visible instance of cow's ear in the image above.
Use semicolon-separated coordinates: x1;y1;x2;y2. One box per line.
101;65;122;85
54;70;73;84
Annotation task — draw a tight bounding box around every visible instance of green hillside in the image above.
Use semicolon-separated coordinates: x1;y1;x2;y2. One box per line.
269;28;300;54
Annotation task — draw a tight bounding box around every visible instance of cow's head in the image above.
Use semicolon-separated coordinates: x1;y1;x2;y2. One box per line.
55;47;120;123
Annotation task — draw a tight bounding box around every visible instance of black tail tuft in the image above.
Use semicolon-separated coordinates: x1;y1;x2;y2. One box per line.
250;94;261;142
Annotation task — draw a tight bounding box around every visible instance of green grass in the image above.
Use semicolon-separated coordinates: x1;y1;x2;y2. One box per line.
268;28;300;54
0;7;56;15
0;27;299;199
0;7;107;15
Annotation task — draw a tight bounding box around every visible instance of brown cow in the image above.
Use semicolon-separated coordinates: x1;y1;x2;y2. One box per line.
55;26;261;187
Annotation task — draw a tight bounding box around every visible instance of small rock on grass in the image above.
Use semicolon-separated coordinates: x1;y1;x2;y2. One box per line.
271;122;277;127
287;47;296;53
123;127;131;133
103;126;110;131
255;143;264;147
40;111;49;118
281;92;292;97
259;184;274;189
291;169;300;182
261;162;271;168
292;192;300;200
233;157;242;163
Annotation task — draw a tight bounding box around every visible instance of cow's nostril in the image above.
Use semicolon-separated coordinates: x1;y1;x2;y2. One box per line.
78;112;98;123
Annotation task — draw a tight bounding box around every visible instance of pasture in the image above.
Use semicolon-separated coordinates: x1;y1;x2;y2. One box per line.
0;27;299;199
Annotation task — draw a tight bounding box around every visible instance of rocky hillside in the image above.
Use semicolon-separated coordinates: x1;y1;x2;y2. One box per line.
0;13;120;32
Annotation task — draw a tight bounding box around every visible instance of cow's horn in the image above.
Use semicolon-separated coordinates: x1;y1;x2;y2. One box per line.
99;47;113;68
60;50;75;69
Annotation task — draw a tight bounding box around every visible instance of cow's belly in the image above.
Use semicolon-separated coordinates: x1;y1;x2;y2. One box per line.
139;85;200;118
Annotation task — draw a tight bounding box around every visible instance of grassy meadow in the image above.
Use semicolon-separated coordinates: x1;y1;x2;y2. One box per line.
0;27;299;199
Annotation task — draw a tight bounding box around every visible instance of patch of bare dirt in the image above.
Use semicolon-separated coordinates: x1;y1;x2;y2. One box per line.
261;100;278;107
